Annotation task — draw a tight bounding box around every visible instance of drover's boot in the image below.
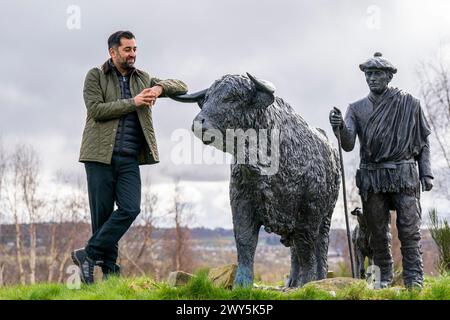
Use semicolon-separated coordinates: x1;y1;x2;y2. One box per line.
379;261;394;289
401;246;424;290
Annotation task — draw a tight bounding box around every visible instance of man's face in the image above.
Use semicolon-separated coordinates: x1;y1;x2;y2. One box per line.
109;37;137;70
364;69;392;94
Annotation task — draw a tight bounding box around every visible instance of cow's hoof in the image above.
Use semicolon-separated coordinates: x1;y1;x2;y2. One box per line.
285;277;300;288
233;279;253;288
233;275;253;288
234;266;253;288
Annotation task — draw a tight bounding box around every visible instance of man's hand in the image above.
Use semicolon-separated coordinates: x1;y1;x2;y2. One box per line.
133;86;164;107
421;176;433;192
134;88;154;107
148;85;163;99
330;107;344;130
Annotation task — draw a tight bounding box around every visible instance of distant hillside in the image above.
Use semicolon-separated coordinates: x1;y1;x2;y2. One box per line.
0;222;437;258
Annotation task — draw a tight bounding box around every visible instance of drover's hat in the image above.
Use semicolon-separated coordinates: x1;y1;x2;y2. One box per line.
359;52;397;74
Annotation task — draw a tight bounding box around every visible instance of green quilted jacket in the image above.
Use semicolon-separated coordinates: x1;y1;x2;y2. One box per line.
79;60;188;165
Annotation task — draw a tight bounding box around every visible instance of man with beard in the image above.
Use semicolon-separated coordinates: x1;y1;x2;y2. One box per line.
329;52;433;289
73;31;187;284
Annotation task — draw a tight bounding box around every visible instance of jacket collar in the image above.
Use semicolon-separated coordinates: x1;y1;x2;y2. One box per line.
101;59;137;77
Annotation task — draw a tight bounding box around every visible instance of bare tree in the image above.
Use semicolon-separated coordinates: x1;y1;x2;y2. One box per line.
428;208;450;274
4;147;26;284
46;197;60;282
162;181;195;273
120;175;160;277
14;145;42;284
417;57;450;197
0;263;4;286
0;137;5;207
135;177;159;262
54;174;90;283
0;140;5;286
0;144;92;285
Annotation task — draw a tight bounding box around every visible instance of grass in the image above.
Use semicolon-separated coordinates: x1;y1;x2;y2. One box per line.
428;208;450;273
0;271;448;300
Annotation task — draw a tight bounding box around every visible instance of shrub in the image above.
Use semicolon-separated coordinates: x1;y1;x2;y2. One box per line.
428;209;450;274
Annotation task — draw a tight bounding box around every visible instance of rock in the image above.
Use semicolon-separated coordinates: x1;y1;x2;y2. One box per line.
167;271;193;287
253;283;285;291
128;279;158;291
304;277;367;291
208;264;237;289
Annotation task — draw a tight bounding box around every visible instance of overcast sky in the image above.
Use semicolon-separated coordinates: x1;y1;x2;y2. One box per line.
1;0;450;227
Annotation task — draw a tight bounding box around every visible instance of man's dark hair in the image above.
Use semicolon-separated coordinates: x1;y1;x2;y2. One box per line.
108;31;135;49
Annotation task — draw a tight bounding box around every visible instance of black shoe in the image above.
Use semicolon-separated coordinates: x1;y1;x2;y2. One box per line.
102;264;121;281
71;248;98;284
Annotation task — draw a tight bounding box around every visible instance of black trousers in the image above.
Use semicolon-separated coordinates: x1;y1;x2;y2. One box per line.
84;154;141;273
362;192;424;286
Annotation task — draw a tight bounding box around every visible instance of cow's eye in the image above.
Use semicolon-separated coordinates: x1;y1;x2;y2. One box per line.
223;96;235;103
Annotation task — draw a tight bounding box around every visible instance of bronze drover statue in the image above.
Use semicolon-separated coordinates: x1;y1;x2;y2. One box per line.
330;52;433;289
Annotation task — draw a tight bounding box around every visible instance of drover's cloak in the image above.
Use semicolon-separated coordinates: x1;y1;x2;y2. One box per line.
358;88;431;198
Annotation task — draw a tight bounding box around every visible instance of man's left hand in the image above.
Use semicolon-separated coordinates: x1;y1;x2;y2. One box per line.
421;176;433;192
148;85;163;99
141;85;163;106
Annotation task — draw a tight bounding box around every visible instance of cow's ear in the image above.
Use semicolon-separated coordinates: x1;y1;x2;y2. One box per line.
247;72;275;109
251;90;275;109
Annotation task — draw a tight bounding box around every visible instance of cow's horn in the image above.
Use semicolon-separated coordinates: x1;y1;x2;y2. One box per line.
247;72;276;95
168;89;207;103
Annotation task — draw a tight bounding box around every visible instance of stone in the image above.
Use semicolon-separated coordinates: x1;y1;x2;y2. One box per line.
208;264;237;289
167;271;193;287
304;277;367;291
253;283;284;292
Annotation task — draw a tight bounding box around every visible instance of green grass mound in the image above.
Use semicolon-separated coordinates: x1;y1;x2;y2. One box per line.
0;271;448;300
